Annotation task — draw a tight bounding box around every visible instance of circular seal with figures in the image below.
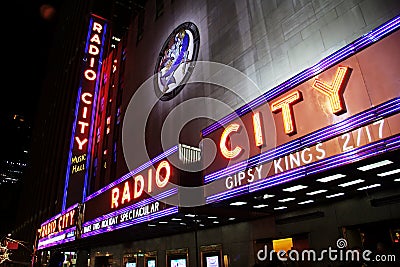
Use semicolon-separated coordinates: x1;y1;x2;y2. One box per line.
154;22;200;101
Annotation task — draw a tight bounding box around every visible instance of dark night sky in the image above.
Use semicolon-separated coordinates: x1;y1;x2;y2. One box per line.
2;1;62;121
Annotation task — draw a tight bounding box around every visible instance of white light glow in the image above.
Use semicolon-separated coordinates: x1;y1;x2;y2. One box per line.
283;185;308;192
230;201;247;206
228;217;235;221
357;160;393;171
263;194;275;199
278;198;296;203
208;216;217;219
185;214;196;217
338;179;365;187
253;204;268;209
326;193;345;198
357;184;381;191
213;221;219;224
306;189;328;196
377;169;400;177
298;200;314;205
171;218;182;221
395;178;400;182
317;174;346;183
158;221;168;224
148;224;156;227
274;206;287;210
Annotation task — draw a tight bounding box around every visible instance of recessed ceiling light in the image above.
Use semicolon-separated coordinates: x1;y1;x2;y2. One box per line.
278;197;296;203
357;160;393;171
317;174;346;183
274;206;287;210
158;221;168;224
338;179;365;187
228;217;235;221
230;201;247;206
298;200;314;205
213;221;219;224
283;185;308;192
253;204;268;209
148;224;156;227
171;218;182;221
306;189;328;195
208;216;217;219
180;222;187;225
263;194;275;199
326;193;345;199
185;214;196;217
395;178;400;182
377;169;400;177
199;224;205;227
357;184;381;191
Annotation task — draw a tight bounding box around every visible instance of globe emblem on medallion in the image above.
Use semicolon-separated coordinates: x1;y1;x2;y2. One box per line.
154;22;200;100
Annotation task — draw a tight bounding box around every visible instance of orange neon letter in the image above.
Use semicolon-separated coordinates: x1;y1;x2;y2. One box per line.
83;107;88;119
312;66;350;114
121;181;131;204
84;69;97;81
271;90;302;135
69;209;75;225
58;217;63;232
90;34;101;45
81;93;93;104
252;112;264;147
220;123;243;159
111;187;119;208
75;137;88;150
92;22;103;33
88;44;99;55
156;161;170;188
147;169;153;193
78;121;89;134
134;175;144;198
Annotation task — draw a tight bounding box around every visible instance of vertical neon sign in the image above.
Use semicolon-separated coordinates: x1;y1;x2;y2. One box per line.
62;14;108;211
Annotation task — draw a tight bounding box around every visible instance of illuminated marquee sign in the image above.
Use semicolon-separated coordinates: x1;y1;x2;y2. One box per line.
37;204;79;250
81;146;180;238
62;14;108;210
202;17;400;202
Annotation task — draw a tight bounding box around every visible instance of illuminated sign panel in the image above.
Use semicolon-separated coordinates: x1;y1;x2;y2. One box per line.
81;147;180;238
62;15;108;210
202;22;400;202
37;204;79;250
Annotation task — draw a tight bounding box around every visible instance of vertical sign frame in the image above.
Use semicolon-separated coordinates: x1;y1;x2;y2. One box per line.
62;14;108;211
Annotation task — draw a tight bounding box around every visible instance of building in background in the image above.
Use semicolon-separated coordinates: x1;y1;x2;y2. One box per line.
0;114;30;185
9;1;400;267
0;113;30;239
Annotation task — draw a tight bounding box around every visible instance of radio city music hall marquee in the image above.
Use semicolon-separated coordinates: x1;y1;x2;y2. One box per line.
81;147;181;238
202;29;400;202
62;15;108;210
37;204;79;250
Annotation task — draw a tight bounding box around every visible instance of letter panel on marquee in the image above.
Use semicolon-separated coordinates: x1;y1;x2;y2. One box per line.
62;14;109;211
202;17;400;201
